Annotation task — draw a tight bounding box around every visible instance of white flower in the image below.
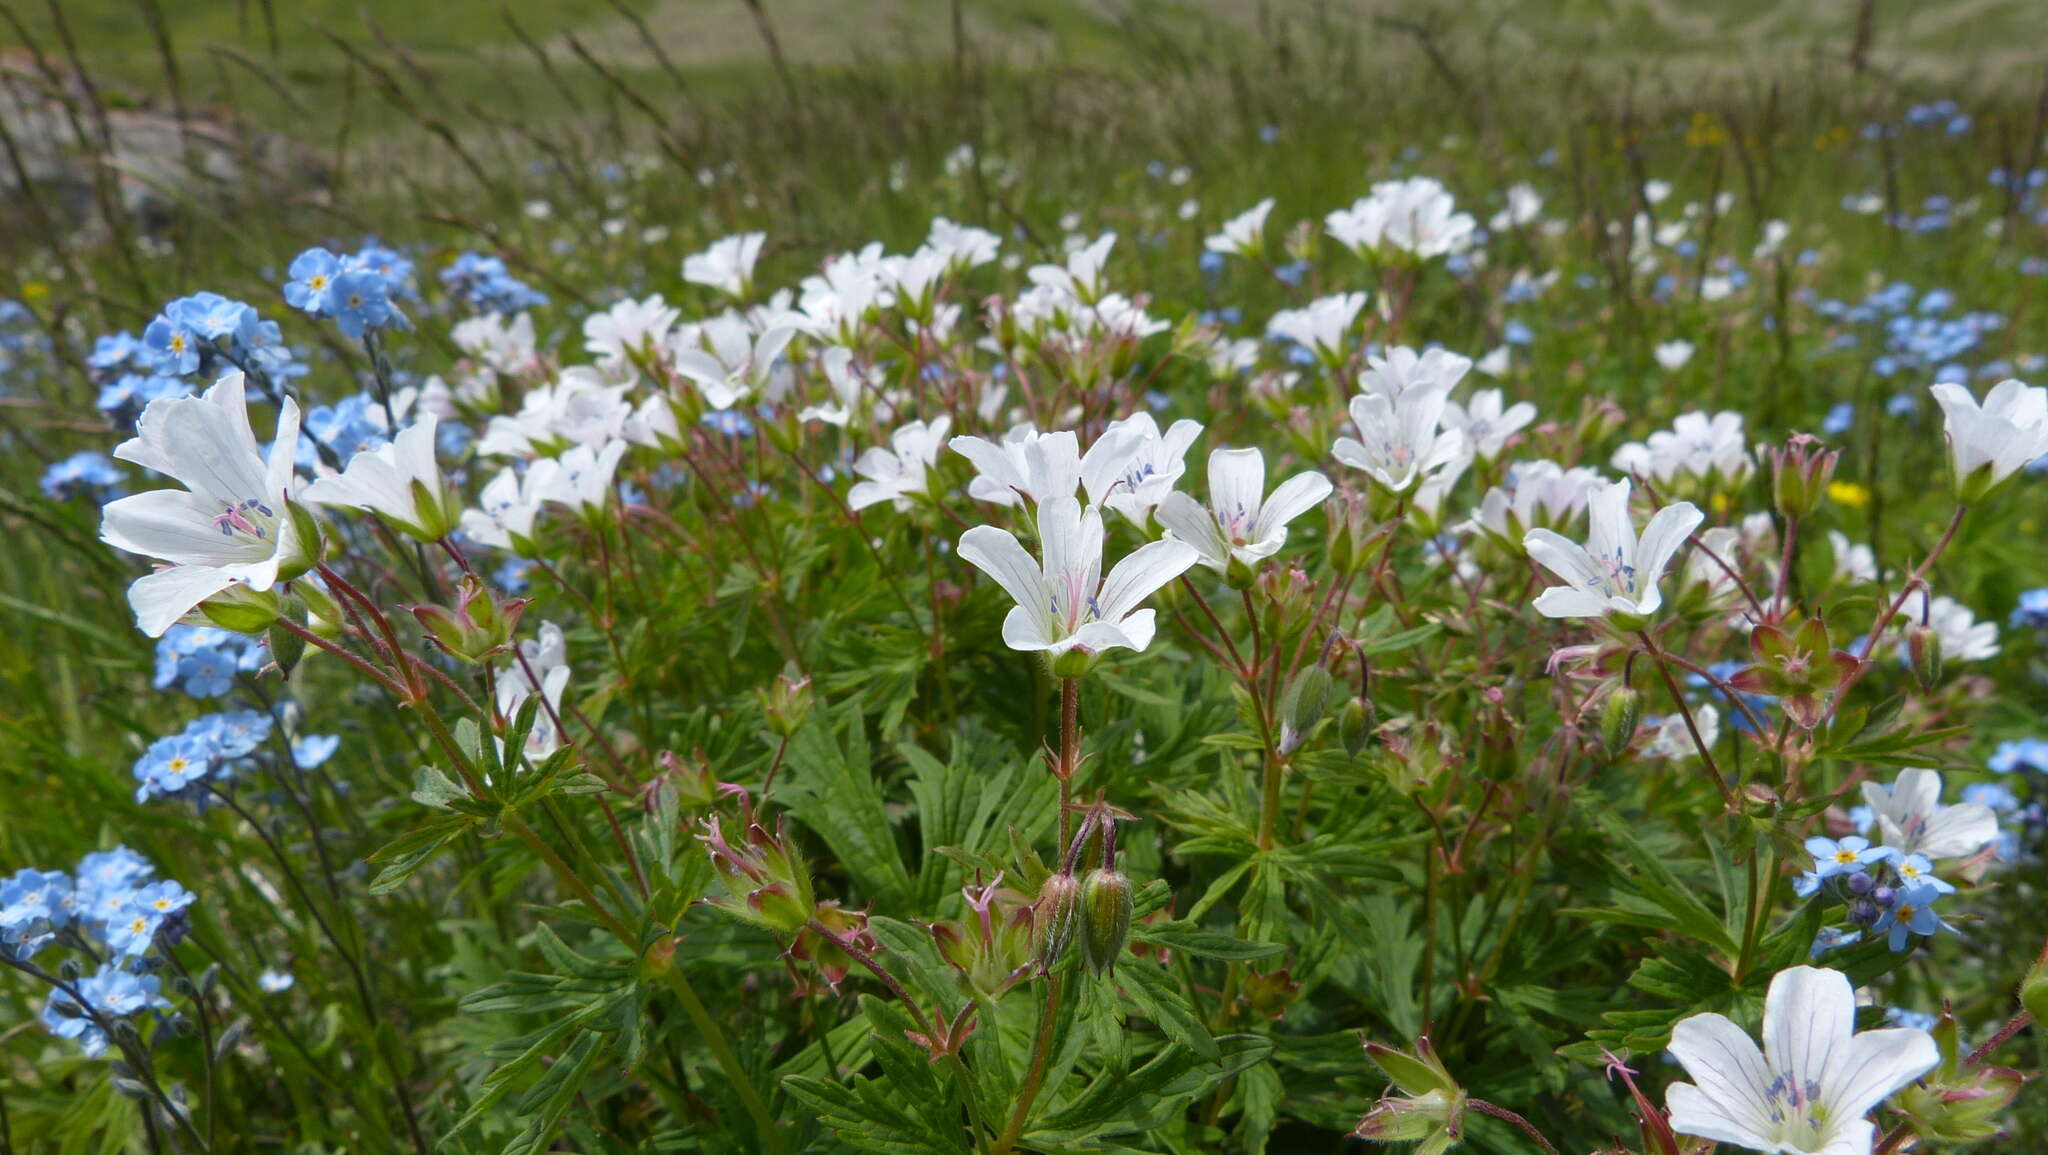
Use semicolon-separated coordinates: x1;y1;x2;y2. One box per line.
1267;292;1367;364
452;312;540;376
1928;378;2048;501
797;346;872;426
497;622;570;761
1681;525;1746;602
1488;183;1543;231
1474;346;1511;377
925;217;1001;273
623;394;681;450
1468;459;1600;546
1440;388;1535;460
461;465;552;554
583;295;679;369
1612;411;1753;488
1028;232;1115;302
682;232;766;298
1093;413;1204;527
1665;966;1937;1155
532;440;629;518
1643;179;1673;204
1156;448;1331;571
100;372;313;636
951;423;1143;508
302;415;459;541
1359;345;1473;401
1204;198;1275;258
671;315;796;411
476;369;633;457
1326;176;1475;259
885;246;951;315
1331;382;1467;493
847;416;951;512
1523;479;1703;621
1861;767;1998;861
1647;704;1719;758
1900;590;1998;663
1654;340;1696;371
1827;531;1877;584
956;497;1197;660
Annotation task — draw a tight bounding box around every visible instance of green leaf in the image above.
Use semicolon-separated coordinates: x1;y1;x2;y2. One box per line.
366;812;479;895
1131;922;1286;962
777;705;914;906
1116;960;1218;1061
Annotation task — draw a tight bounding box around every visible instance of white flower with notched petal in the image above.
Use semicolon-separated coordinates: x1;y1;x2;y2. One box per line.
1666;966;1937;1155
1204;198;1276;259
532;440;629;519
1612;410;1753;488
671;315;796;411
1029;232;1116;303
1523;479;1703;622
1928;378;2048;502
1467;459;1601;548
957;497;1197;662
303;415;460;542
1331;381;1467;494
623;394;682;451
1861;767;1997;861
682;232;766;298
1092;414;1204;527
1359;345;1473;401
461;465;551;555
1157;448;1332;572
496;622;570;761
1441;388;1535;460
951;424;1142;509
100;372;314;637
925;217;1001;273
1267;292;1368;367
583;295;679;369
848;416;951;512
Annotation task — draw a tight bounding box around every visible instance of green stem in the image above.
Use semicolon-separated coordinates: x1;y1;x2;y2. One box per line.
991;972;1065;1155
657;965;792;1155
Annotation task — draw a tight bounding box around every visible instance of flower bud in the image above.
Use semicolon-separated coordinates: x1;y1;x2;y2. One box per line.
2024;952;2048;1030
757;673;814;739
697;811;816;935
1846;871;1874;896
1907;624;1944;691
1339;698;1375;757
1600;686;1642;755
1770;434;1840;519
1078;868;1134;976
411;576;527;664
267;622;306;678
1032;873;1082;971
1278;666;1335;756
1356;1038;1465;1150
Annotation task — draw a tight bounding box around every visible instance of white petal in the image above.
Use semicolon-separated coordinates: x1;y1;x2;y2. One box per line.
1667;1012;1777;1145
1532;587;1612;619
1822;1027;1939;1120
1914;802;1997;859
1254;471;1332;539
1763;966;1854;1089
1664;1082;1777;1152
1207;447;1266;527
1155;491;1229;569
1096;539;1198;622
1636;502;1706;591
958;526;1052;638
129;566;240;637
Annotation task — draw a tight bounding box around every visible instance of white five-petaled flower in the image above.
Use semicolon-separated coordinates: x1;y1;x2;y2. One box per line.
1928;378;2047;502
1654;339;1696;371
925;217;1001;273
848;416;952;512
1204;198;1276;258
1612;410;1754;488
100;372;313;637
582;295;679;369
1156;448;1332;571
1860;767;1998;862
461;464;552;555
950;423;1143;508
797;346;872;427
1331;381;1467;493
672;314;796;411
1898;590;1998;663
1325;176;1475;260
302;415;460;542
1267;292;1368;366
1028;232;1116;303
1359;346;1473;401
1094;413;1204;527
682;232;766;298
1523;479;1703;621
496;622;570;762
1468;459;1601;547
532;440;629;518
1441;388;1536;460
1665;965;1938;1155
957;497;1197;660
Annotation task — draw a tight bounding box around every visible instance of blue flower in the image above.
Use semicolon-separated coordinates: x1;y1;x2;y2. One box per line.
1885;1006;1939;1032
1;868;73;961
258;969;295;993
284;247;342;315
141;313;201;376
292;733;340;769
39;451;124;501
1821;402;1854;435
1198;250;1225;277
1888;853;1955;894
1808;926;1860;959
1989;737;2048;775
41;968;171;1057
1804;835;1888;879
327;269;402;338
133;734;218;803
175;648;237;698
1873;881;1950;951
1503;319;1533;346
2009;589;2048;629
87;332;146;375
189;709;273;759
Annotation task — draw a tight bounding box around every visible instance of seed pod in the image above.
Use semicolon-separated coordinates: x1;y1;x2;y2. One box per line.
1600;686;1643;755
1078;868;1134;976
1032;872;1082;971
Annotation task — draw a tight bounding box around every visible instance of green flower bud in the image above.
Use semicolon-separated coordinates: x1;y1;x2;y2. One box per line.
1078;868;1133;976
267;622;305;678
2023;952;2048;1030
410;577;527;664
1339;698;1375;757
1600;686;1642;755
1279;666;1335;756
1032;872;1082;971
1907;624;1944;691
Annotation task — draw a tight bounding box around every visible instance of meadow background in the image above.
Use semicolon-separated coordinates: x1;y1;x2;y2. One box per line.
2;0;2047;1151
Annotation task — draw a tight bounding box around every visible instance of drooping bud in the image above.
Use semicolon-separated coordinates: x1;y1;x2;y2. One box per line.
1907;624;1944;691
1279;666;1336;756
783;901;875;996
1339;698;1375;757
1356;1037;1466;1151
1600;686;1642;756
697;807;816;935
1032;872;1082;972
1078;868;1134;976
